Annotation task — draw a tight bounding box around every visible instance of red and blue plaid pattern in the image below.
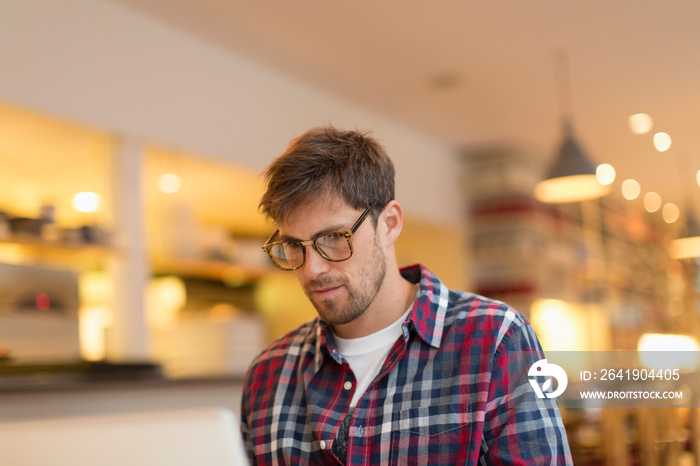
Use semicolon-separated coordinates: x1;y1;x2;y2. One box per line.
241;264;572;465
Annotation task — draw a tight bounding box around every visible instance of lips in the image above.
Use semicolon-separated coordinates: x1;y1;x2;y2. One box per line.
311;285;342;299
305;277;345;300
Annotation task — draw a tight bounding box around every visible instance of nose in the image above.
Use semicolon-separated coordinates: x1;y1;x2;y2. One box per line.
300;244;329;280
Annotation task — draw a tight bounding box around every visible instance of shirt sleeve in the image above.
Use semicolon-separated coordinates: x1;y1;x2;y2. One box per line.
480;321;573;465
240;372;258;465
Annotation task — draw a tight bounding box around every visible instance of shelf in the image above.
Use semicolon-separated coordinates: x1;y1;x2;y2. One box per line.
152;257;273;283
0;236;111;254
0;236;113;272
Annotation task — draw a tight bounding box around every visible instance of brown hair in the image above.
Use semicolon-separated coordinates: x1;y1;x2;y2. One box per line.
259;126;395;225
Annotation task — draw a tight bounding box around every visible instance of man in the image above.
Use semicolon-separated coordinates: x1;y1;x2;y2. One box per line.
241;126;572;465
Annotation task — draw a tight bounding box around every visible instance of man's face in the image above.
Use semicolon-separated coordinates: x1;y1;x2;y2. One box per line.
279;197;387;327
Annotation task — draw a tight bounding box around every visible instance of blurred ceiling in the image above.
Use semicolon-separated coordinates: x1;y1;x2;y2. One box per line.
112;0;700;209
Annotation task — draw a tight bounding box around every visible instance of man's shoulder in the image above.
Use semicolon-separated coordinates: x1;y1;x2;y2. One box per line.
446;289;528;327
405;263;532;346
441;288;544;356
408;263;527;328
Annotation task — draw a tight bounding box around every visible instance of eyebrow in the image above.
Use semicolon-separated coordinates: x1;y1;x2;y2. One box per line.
278;222;350;242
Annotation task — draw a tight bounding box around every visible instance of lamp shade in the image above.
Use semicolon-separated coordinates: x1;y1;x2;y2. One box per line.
637;333;700;372
669;209;700;259
535;123;611;203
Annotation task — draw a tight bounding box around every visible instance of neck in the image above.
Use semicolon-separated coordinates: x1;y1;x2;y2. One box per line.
333;266;418;339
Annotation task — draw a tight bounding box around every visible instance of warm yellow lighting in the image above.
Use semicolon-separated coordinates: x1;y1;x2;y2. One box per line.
0;244;26;264
79;271;112;306
14;182;42;216
530;299;584;351
537;122;608;204
596;163;616;185
157;173;182;194
254;273;317;341
670;236;700;259
531;299;611;355
637;333;700;372
643;192;662;212
653;132;672;152
697;169;700;187
147;276;187;328
663;203;680;224
222;266;248;288
78;271;113;361
210;303;239;322
79;304;112;361
72;192;100;213
621;179;641;200
629;113;653;134
534;174;611;204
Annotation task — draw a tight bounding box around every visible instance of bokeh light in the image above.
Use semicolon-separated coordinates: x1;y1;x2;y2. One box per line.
72;192;100;213
662;203;680;224
596;164;616;185
629;113;653;134
158;173;183;194
621;179;641;200
653;132;672;152
644;192;662;212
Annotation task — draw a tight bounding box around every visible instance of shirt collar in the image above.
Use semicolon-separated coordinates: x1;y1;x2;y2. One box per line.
313;263;448;372
400;263;448;349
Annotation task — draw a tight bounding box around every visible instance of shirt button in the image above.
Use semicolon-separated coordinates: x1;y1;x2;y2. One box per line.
343;381;353;390
319;440;327;450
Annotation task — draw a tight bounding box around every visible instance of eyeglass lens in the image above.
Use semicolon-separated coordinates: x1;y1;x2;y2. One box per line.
270;233;351;270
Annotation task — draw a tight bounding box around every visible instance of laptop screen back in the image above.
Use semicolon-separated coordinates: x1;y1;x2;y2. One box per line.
0;407;249;466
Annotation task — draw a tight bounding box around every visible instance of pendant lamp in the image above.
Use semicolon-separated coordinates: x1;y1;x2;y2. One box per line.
669;155;700;259
669;208;700;259
535;51;611;204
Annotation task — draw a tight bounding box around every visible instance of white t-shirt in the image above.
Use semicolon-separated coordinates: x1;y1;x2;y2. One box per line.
333;308;412;408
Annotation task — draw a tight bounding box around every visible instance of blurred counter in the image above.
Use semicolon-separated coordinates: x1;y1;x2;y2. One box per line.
0;360;245;423
0;360;166;390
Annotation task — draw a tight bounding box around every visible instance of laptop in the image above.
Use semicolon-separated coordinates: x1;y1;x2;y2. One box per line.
0;407;249;466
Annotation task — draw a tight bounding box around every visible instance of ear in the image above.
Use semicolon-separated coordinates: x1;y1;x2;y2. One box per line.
380;200;403;247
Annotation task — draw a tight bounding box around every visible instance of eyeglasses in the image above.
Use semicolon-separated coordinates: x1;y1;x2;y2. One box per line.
262;207;373;271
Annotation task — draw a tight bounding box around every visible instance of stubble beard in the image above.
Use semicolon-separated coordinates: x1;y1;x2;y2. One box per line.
304;237;387;327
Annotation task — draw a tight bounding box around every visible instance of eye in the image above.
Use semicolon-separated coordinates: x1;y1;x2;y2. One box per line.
316;233;345;248
283;241;304;252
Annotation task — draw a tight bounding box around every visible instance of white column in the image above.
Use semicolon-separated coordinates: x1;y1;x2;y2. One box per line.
105;136;150;362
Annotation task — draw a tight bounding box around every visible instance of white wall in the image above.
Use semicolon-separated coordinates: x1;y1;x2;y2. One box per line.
0;0;461;224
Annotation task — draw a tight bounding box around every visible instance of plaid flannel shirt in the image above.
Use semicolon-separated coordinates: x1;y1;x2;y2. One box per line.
241;264;573;465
